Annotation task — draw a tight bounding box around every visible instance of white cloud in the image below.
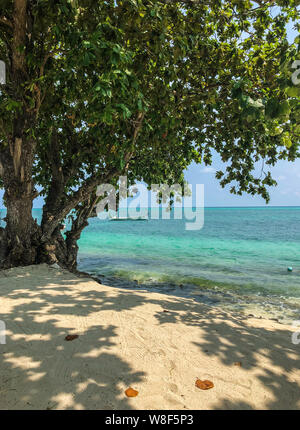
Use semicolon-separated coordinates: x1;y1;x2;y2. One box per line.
280;189;290;195
201;166;216;174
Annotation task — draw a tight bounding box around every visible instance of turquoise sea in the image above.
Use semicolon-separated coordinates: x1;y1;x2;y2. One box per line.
2;207;300;322
77;206;300;323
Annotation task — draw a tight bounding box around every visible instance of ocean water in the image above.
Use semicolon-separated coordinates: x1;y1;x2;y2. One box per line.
1;207;300;322
77;207;300;323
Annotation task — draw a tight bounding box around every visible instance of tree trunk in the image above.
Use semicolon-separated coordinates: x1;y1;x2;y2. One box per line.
0;136;39;267
34;218;78;272
0;0;39;268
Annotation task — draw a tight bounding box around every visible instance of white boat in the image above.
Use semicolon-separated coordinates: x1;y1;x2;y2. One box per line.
110;216;148;222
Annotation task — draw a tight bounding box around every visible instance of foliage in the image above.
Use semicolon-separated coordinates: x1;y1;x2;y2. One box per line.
0;0;300;217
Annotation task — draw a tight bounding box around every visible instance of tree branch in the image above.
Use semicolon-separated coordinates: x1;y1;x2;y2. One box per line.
39;48;67;78
125;112;145;168
0;17;13;29
40;168;117;242
12;0;27;75
66;193;98;243
41;112;145;242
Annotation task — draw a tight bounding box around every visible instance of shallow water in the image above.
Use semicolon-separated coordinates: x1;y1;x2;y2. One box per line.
1;207;299;322
77;207;300;323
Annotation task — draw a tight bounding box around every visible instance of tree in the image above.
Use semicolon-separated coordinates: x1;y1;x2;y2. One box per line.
0;0;299;270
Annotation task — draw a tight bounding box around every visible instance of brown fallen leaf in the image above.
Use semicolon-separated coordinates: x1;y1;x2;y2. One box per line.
125;387;139;398
234;362;242;367
65;334;79;341
195;379;214;390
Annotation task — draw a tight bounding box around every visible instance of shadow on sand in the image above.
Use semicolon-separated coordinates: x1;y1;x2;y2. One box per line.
0;265;299;410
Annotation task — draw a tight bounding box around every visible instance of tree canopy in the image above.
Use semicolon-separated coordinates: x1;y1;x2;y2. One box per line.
0;0;299;268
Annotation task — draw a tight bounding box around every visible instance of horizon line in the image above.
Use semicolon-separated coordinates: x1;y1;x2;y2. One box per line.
30;205;300;209
1;205;300;210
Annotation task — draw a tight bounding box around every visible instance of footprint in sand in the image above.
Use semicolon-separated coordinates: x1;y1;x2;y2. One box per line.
167;382;179;394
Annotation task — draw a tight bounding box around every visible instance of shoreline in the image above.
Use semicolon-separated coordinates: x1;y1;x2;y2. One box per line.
76;264;300;325
37;264;297;327
0;263;299;410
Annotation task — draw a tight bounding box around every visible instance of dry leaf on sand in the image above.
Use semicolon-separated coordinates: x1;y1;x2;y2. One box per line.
125;387;139;397
65;334;79;341
195;379;214;390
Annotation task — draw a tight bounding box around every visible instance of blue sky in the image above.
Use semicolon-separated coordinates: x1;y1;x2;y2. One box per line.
185;156;300;207
185;18;299;207
26;147;300;209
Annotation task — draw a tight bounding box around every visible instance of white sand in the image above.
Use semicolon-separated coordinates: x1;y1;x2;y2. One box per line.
0;264;299;410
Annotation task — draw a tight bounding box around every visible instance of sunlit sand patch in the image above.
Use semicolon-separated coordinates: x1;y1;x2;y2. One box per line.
0;264;299;410
4;354;42;370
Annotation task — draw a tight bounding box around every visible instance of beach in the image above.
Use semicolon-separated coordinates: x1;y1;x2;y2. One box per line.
0;264;299;410
6;207;299;324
